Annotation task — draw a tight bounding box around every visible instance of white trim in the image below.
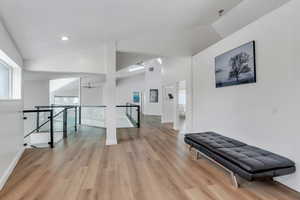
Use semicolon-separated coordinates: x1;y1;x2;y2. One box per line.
0;147;25;190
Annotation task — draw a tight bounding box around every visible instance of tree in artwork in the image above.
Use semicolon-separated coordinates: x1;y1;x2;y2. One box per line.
228;52;251;81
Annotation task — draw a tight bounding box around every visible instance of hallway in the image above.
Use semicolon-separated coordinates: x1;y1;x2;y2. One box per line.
0;116;299;200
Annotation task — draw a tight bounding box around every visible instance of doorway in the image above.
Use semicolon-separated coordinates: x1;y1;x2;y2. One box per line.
175;80;187;132
162;85;175;127
162;81;187;132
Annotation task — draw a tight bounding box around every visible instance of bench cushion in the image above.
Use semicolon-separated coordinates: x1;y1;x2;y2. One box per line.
217;145;295;173
185;132;295;174
185;132;246;149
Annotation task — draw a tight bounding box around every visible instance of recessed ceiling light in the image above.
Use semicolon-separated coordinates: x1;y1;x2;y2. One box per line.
61;36;69;41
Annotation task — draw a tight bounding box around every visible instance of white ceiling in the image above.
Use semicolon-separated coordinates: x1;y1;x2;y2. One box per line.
0;0;291;72
118;25;221;56
212;0;291;38
0;0;241;59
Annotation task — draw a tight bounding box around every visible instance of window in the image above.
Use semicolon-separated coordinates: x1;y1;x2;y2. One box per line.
0;49;22;100
0;59;12;99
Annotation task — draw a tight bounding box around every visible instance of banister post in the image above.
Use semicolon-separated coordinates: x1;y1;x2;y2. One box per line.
79;106;82;125
49;110;54;148
36;107;40;132
63;108;68;138
137;105;140;128
75;107;78;132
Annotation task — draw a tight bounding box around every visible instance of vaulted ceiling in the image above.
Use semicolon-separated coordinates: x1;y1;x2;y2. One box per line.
0;0;240;59
0;0;291;72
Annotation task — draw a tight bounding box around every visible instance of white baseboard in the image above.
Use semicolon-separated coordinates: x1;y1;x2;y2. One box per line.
0;147;25;190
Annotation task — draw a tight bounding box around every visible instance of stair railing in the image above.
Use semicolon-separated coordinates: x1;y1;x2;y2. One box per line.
23;109;54;148
23;105;78;148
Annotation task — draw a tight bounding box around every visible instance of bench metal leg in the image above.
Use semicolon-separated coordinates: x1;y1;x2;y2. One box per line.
230;172;240;188
190;149;243;188
194;151;203;160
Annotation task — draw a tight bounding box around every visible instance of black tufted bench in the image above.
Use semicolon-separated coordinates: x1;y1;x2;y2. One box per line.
184;132;296;187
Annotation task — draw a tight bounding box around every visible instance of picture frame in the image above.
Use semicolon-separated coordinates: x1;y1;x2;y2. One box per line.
132;91;140;103
215;41;256;88
149;89;159;103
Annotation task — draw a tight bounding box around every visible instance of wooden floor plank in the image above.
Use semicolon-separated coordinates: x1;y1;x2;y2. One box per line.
0;116;299;200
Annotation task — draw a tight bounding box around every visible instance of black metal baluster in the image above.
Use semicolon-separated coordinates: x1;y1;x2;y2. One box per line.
63;108;68;138
49;110;54;148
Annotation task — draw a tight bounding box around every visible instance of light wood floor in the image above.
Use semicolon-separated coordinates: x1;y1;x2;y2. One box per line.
1;116;299;200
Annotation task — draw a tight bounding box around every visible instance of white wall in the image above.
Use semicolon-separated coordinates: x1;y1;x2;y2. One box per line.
143;59;162;116
80;76;105;105
24;80;49;109
161;57;191;86
23;80;65;142
192;0;300;191
116;73;145;105
50;78;80;104
24;45;107;74
116;52;156;71
0;20;24;189
162;85;175;123
81;86;103;105
161;57;193;131
115;57;192;118
24;75;104;106
23;80;50;136
115;59;163;116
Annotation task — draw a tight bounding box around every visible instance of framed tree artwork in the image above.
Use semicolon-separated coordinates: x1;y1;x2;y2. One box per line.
215;41;256;88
